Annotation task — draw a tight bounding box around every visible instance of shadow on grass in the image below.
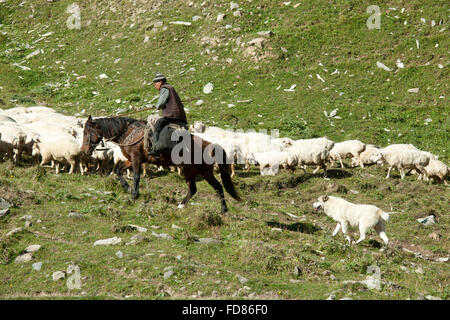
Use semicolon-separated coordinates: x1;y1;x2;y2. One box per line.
325;169;353;179
266;220;321;234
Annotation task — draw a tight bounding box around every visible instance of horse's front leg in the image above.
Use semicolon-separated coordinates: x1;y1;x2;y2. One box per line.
131;156;141;200
116;160;132;193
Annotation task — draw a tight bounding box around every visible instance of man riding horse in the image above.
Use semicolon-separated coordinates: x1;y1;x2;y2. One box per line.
147;73;187;159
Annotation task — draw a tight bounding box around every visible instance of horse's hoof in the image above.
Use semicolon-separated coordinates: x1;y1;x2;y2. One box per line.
177;203;185;209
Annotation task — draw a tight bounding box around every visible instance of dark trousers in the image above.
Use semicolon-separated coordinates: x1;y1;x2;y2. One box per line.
152;117;187;151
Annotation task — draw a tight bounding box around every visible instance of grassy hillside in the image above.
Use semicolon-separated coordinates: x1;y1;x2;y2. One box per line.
0;0;449;299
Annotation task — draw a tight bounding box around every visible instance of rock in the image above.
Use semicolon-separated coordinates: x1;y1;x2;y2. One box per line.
326;293;336;300
0;197;12;210
6;227;23;237
417;215;435;226
195;99;204;105
257;30;273;38
376;61;392;72
154;21;163;28
0;208;9;218
247;37;266;48
203;82;214;94
24;220;32;228
233;10;241;17
230;2;239;10
15;253;33;263
25;245;41;253
349;190;359;195
236;274;248;284
164;269;174;279
408;88;419;93
52;271;66;281
271;228;282;232
126;234;149;245
98;73;108;79
20;215;33;221
294;266;302;277
217;13;226;22
169;21;192;26
340;297;353;300
195;238;222;245
93;237;122;246
68;212;83;218
361;265;382;290
128;224;147;232
428;232;441;241
151;231;173;240
32;262;42;271
171;224;182;230
192;16;201;22
425;295;442;300
396;59;404;68
415;266;424;274
116;251;124;258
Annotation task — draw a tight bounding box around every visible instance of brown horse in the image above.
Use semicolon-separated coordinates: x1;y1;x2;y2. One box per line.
80;116;240;213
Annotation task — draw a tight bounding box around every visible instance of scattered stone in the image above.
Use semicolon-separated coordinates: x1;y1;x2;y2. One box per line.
236;274;249;284
169;21;192;26
116;251;124;258
128;224;147;232
164;269;174;280
25;245;41;253
6;227;23;237
233;11;241;17
24;221;32;228
217;13;226;22
126;234;149;245
415;266;424;274
98;73;108;79
52;271;65;281
247;37;266;48
408;88;419;93
425;295;442;300
417;215;435;226
195;238;222;245
339;297;353;300
68;212;83;218
396;59;404;68
171;224;182;230
15;253;33;263
20;215;32;221
376;61;392;72
428;232;441;241
0;208;9;218
0;198;12;210
203;82;214;94
326;293;336;300
294;266;302;277
290;279;301;284
93;237;122;246
271;227;282;232
230;2;239;10
195;99;204;105
151;231;173;240
349;190;359;194
257;30;273;38
32;262;42;271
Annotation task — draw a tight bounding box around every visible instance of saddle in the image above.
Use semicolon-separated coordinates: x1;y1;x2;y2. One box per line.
143;118;189;153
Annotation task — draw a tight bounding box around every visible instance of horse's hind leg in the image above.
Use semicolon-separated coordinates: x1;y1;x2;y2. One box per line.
131;156;141;199
200;166;228;213
178;166;197;208
116;160;132;193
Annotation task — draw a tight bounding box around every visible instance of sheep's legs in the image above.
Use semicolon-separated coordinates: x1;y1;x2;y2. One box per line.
386;166;393;179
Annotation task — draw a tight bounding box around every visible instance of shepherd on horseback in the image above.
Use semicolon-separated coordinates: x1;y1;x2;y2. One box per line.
147;73;187;159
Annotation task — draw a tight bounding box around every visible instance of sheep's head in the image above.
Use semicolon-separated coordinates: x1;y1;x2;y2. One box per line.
370;151;384;165
190;121;205;133
31;138;41;157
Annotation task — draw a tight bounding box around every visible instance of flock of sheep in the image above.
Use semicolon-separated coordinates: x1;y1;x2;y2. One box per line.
0;106;448;186
190;121;449;184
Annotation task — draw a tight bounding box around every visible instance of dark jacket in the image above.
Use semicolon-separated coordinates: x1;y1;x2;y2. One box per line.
160;84;187;122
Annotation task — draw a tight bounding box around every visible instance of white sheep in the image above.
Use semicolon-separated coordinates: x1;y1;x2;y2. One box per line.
352;144;383;167
286;143;330;177
379;145;430;179
421;159;448;185
32;136;84;175
249;151;298;176
330;140;366;168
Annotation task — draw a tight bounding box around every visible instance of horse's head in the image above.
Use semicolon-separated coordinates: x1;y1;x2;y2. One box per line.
81;115;103;156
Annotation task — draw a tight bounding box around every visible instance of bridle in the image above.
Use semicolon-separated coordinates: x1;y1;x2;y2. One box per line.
82;125;102;154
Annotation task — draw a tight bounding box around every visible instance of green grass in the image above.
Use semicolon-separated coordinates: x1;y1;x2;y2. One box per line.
0;0;449;299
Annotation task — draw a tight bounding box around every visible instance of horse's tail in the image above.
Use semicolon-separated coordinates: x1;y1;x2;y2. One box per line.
218;149;241;201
